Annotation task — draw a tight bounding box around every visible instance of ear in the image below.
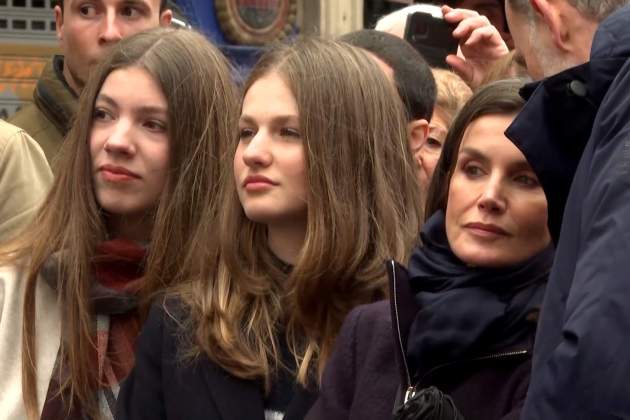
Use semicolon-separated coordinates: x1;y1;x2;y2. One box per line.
54;5;63;42
160;9;173;27
529;0;570;52
408;119;429;155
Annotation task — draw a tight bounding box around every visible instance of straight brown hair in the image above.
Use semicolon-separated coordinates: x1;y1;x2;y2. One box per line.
0;28;237;419
178;37;423;390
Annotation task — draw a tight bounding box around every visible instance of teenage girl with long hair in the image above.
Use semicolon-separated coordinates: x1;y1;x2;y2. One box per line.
0;28;237;419
117;37;423;419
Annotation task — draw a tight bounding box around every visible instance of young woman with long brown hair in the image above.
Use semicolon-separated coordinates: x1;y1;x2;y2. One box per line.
0;28;237;419
117;37;423;419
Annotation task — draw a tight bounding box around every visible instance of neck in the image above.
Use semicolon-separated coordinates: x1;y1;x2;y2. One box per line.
108;214;153;243
267;220;307;265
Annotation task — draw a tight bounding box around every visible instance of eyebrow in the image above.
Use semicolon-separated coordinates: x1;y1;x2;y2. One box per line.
95;93;167;115
459;147;490;164
239;114;299;125
460;146;534;172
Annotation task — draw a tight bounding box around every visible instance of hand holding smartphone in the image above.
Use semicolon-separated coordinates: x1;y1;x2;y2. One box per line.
403;4;458;69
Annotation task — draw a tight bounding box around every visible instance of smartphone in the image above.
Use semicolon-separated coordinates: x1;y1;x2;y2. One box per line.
404;9;458;68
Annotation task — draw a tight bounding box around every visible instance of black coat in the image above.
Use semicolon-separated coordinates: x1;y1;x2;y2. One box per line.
505;5;630;419
115;302;316;420
307;262;534;420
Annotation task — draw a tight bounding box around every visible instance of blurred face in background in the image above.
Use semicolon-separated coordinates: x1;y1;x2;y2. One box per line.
55;0;171;93
419;106;450;194
445;113;550;267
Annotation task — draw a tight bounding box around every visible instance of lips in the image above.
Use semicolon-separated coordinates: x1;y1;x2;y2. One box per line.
464;222;509;237
242;174;278;190
99;164;141;182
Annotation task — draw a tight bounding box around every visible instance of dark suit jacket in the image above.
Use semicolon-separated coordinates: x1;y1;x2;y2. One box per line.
116;302;316;420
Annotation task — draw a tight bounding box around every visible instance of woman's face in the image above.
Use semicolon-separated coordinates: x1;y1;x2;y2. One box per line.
445;114;550;267
234;71;308;226
419;107;449;194
90;66;170;227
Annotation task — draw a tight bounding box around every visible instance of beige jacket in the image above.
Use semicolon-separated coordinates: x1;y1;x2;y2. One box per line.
0;120;53;242
0;264;61;419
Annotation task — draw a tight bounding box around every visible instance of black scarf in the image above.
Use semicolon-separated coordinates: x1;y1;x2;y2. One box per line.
405;211;554;383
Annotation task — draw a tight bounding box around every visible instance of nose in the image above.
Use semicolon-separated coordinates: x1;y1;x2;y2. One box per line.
98;12;123;45
103;119;135;157
477;176;506;214
241;131;273;168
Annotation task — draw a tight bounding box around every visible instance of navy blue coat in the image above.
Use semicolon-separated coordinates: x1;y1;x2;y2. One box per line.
505;6;630;419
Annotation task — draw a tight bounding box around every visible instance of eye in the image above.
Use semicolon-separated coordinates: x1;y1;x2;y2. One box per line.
120;5;141;18
78;3;97;18
280;127;301;138
463;163;484;178
144;119;167;132
514;174;540;188
425;137;442;150
93;107;113;122
238;127;255;141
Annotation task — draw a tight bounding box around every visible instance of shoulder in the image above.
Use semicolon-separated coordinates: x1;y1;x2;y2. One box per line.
141;298;190;346
343;300;392;343
0;120;50;168
333;300;394;369
7;103;54;138
8;104;63;164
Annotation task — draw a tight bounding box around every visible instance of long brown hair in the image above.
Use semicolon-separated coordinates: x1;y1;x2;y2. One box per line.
0;28;237;418
425;79;526;220
181;37;423;389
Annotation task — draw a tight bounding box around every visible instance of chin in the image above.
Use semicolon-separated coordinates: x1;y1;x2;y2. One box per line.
454;248;514;268
242;208;280;225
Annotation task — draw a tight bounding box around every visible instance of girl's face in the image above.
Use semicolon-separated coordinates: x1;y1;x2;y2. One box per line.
90;66;170;234
445;114;550;267
234;71;308;226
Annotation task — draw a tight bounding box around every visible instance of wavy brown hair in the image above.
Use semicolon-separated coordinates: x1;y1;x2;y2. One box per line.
180;37;423;390
0;28;237;419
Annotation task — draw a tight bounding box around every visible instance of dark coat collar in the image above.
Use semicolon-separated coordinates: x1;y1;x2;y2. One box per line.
505;6;630;243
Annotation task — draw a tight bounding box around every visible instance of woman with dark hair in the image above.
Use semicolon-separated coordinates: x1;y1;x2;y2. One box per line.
0;28;237;419
116;37;422;420
307;79;553;420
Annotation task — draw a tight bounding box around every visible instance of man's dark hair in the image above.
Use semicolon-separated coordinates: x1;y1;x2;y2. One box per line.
56;0;169;12
340;29;436;121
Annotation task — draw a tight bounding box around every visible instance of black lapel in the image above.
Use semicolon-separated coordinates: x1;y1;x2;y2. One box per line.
199;357;265;420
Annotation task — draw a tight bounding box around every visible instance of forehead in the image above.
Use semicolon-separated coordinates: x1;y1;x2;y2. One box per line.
63;0;161;9
459;114;522;159
99;67;167;107
241;72;298;118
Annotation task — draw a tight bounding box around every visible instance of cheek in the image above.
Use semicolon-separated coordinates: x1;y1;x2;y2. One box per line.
423;153;440;177
233;146;246;180
89;130;103;164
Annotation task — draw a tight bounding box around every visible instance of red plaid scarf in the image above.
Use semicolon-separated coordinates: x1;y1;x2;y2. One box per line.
41;239;146;420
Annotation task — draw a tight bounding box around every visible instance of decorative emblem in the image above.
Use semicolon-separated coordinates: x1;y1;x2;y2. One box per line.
215;0;297;45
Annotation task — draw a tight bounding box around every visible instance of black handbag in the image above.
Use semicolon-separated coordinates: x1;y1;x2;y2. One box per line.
393;386;464;420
